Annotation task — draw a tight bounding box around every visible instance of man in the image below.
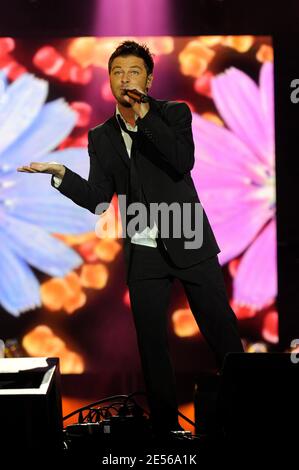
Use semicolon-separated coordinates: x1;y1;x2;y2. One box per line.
18;40;244;437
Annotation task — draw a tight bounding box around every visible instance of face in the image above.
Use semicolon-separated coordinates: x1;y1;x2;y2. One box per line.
109;55;153;107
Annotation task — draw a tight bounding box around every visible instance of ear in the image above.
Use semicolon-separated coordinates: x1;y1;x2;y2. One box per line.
146;73;153;91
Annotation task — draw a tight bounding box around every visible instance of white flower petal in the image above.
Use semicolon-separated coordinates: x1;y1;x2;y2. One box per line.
3;215;83;277
0;73;48;154
1;99;77;167
0;232;41;316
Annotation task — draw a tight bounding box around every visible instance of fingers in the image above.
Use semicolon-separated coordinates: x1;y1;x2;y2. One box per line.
17;162;62;175
124;95;140;106
17;162;47;173
124;95;133;103
30;162;46;171
126;86;146;95
17;165;40;173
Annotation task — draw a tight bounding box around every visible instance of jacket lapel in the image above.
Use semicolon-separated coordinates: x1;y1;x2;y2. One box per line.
103;96;164;170
104;114;130;169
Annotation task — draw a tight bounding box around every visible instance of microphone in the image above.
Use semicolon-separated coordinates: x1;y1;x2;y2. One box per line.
123;88;149;103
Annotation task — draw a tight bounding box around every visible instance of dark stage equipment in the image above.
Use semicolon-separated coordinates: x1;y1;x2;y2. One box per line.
218;352;299;448
194;371;222;438
0;357;63;453
63;393;197;456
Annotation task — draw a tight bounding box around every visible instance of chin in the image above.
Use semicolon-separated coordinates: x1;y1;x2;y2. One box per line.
119;99;132;108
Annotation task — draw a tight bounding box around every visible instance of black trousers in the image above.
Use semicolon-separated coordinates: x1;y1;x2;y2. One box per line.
127;237;244;431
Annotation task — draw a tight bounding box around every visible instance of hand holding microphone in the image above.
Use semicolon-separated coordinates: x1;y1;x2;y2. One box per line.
122;86;150;118
123;88;149;103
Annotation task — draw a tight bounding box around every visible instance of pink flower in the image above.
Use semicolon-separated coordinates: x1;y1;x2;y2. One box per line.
192;62;276;310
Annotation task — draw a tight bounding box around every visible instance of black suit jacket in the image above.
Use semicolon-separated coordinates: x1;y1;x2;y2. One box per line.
51;95;220;283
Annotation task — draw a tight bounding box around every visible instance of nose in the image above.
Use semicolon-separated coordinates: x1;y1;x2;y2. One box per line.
121;72;132;82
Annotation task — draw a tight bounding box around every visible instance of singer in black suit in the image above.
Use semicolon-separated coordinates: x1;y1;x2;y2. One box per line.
17;41;244;436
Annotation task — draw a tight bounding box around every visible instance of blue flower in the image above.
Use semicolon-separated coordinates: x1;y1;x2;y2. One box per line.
0;71;97;315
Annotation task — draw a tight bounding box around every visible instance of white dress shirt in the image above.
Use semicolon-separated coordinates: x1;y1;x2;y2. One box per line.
53;104;158;248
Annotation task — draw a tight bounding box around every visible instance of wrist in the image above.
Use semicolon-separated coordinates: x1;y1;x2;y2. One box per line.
138;103;150;119
138;110;149;122
55;165;65;179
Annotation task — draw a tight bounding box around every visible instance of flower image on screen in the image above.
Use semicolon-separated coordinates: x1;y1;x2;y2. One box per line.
0;35;276;386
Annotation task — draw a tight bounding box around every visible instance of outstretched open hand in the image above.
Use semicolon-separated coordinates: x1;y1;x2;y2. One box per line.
17;162;65;178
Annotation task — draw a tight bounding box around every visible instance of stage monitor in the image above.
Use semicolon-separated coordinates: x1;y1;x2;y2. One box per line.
0;357;63;453
220;352;299;446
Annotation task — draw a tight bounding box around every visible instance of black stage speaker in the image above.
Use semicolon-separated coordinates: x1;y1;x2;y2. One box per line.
219;353;299;446
194;371;222;437
0;357;63;453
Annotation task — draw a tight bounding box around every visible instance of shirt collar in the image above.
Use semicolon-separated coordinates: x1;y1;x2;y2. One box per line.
115;103;138;128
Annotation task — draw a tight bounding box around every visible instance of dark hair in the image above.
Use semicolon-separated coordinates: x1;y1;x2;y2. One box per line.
108;40;154;76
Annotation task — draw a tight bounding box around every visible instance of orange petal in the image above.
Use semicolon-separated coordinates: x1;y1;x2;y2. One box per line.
68;37;97;67
139;36;174;55
223;36;254;52
92;38;129;68
80;263;109;289
53;231;96;246
22;325;85;374
94;239;121;262
199;36;223;47
256;45;273;63
22;325;65;355
65;271;81;293
40;278;69;311
64;291;87;314
61;272;86;314
60;351;85;374
172;308;199;337
178;40;215;78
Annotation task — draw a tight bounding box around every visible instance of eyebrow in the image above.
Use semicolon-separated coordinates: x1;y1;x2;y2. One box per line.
112;65;142;71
